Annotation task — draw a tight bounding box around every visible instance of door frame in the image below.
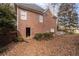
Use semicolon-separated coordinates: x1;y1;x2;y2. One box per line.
26;27;32;37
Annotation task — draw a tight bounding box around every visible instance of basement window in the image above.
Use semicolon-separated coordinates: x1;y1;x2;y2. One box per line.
39;15;43;23
20;9;27;20
50;28;54;33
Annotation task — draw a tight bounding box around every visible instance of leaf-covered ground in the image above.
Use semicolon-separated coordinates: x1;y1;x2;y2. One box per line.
0;34;79;56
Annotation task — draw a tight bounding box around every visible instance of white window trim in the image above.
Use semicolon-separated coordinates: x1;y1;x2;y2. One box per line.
20;9;27;20
39;15;43;23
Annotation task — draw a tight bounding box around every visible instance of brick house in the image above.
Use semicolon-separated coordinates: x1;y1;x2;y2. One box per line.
15;4;57;39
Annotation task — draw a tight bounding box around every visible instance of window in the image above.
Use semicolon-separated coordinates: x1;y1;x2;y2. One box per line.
50;28;54;32
39;15;43;23
20;9;27;20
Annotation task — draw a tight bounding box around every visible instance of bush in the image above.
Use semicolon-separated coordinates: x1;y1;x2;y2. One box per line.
0;46;8;53
17;36;25;42
34;32;54;41
16;31;25;42
43;32;53;40
34;33;43;41
13;36;24;42
0;31;17;48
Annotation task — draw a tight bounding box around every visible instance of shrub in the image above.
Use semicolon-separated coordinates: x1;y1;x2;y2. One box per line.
34;32;54;41
16;31;25;42
13;36;25;42
34;33;43;41
0;33;15;48
12;36;18;42
0;46;8;53
17;36;25;42
43;32;53;40
68;32;74;34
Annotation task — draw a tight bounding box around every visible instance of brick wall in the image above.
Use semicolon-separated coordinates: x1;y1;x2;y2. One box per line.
17;7;57;39
43;9;57;33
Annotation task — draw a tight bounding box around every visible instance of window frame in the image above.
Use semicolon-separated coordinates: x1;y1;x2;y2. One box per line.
39;15;44;23
50;28;54;33
20;9;27;20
